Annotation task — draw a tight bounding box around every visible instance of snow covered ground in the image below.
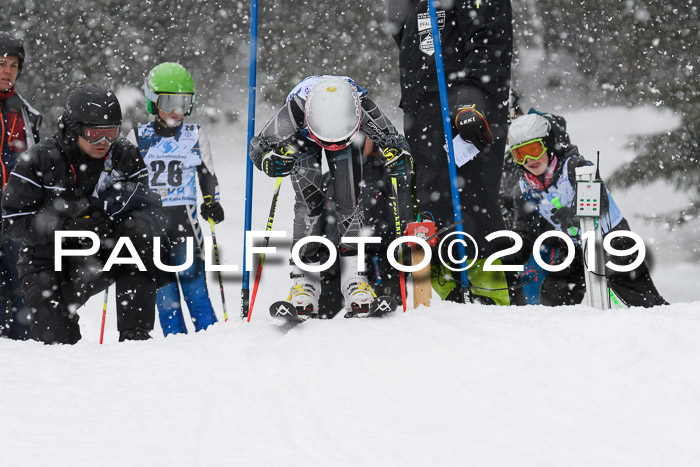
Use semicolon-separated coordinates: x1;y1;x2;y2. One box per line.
4;302;700;466
2;106;699;466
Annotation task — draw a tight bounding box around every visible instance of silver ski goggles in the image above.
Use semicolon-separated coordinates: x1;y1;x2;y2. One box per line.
156;93;194;114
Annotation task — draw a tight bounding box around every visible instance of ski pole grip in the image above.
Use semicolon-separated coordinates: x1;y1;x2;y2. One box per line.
202;195;215;223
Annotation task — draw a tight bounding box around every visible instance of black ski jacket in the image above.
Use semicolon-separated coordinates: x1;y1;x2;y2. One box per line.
2;125;148;275
388;0;512;109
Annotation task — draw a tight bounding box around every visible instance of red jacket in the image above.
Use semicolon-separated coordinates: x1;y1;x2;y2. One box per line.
0;87;41;189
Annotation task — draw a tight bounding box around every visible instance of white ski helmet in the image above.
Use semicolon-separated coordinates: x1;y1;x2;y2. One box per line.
508;114;550;147
305;77;361;150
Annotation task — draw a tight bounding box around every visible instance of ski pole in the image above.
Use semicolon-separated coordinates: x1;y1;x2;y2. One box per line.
99;287;108;344
248;177;282;322
203;197;229;321
390;176;408;312
427;0;470;303
241;0;260;320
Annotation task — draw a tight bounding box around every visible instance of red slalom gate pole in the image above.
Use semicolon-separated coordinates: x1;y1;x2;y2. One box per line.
99;288;108;344
246;177;282;322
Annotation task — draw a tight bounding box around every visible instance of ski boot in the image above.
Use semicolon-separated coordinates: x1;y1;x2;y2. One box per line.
342;275;377;318
286;263;321;320
339;255;377;318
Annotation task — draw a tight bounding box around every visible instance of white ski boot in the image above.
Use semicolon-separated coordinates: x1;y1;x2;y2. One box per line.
287;263;321;320
340;255;377;318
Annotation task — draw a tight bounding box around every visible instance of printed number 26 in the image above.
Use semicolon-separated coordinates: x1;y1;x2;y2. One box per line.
150;160;183;187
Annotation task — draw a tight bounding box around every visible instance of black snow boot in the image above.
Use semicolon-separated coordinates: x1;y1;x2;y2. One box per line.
119;327;152;342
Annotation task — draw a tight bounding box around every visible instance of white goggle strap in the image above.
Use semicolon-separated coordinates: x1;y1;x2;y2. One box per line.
143;78;159;104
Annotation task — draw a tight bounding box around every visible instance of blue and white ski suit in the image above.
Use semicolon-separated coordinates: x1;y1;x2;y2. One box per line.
129;121;220;335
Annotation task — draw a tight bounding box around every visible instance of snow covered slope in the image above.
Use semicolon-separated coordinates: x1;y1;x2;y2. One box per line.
1;106;698;466
3;302;700;466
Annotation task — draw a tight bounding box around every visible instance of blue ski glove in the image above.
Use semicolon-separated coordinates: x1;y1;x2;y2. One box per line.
455;104;493;151
261;144;296;178
382;148;414;177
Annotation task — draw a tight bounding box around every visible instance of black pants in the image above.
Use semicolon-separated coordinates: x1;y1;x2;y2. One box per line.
403;86;508;254
540;241;667;308
0;236;30;340
22;215;157;344
402;85;525;305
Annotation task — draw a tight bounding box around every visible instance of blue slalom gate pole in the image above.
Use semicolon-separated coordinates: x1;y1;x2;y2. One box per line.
241;0;259;319
427;0;470;301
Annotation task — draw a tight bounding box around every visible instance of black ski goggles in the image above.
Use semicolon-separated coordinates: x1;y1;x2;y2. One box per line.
81;125;121;144
156;93;194;114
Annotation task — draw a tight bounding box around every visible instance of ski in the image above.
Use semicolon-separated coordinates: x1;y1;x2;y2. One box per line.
269;301;305;324
270;295;397;323
344;295;398;319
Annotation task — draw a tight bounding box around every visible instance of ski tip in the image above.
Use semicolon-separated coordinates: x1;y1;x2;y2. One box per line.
343;296;398;319
370;295;398;317
270;301;304;323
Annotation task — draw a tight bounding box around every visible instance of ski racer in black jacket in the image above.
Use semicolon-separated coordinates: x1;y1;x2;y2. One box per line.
249;75;412;318
505;113;667;307
0;32;41;340
2;84;162;344
388;0;523;306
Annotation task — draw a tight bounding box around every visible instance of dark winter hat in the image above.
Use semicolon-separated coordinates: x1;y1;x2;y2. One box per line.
0;32;25;80
62;84;122;135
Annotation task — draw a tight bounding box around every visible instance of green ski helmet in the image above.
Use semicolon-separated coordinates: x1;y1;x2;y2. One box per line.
144;62;195;116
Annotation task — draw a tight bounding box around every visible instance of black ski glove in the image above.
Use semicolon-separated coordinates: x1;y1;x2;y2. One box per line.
63;209;114;247
551;205;577;236
99;181;162;221
261;144;296;177
201;198;225;224
73;197;107;218
455;104;493;152
382;148;414;177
